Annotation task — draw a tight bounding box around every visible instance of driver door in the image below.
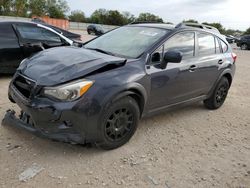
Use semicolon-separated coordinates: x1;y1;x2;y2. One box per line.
147;32;204;111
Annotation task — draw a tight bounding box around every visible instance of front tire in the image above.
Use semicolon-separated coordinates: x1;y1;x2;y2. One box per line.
96;97;140;150
204;77;230;110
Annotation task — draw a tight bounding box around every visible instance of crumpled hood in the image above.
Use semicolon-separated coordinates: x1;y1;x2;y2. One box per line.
18;46;126;86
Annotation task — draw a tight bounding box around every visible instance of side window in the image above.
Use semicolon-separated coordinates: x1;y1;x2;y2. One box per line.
198;33;216;56
215;37;221;54
0;24;17;39
164;32;195;59
220;39;228;53
16;25;61;43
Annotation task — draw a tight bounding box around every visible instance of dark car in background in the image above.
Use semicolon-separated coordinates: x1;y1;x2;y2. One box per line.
87;24;105;36
225;35;236;44
4;23;236;150
236;35;250;50
0;21;74;74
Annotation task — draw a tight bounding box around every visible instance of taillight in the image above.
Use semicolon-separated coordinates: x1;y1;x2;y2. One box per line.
232;52;237;63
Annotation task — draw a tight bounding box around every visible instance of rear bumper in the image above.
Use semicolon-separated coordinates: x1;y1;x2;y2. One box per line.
2;110;85;144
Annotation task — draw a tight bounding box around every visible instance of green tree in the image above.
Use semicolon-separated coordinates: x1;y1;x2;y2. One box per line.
29;0;46;16
106;10;126;25
90;8;108;24
183;19;198;23
122;11;135;24
13;0;28;17
202;22;225;34
0;0;13;15
137;12;163;23
244;27;250;35
46;0;69;19
223;29;243;36
69;10;85;22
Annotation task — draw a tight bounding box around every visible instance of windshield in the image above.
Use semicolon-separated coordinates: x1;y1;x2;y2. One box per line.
85;26;168;58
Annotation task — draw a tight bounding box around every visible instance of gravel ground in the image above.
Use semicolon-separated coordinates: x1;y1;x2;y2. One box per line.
0;40;250;188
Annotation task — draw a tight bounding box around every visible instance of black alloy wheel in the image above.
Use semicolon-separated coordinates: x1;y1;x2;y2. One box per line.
204;77;230;110
97;96;140;150
215;84;228;105
105;108;134;142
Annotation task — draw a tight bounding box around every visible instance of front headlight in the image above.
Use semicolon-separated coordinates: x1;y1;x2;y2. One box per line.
43;80;93;101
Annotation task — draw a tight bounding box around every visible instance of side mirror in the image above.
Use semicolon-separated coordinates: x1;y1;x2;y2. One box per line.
160;50;183;69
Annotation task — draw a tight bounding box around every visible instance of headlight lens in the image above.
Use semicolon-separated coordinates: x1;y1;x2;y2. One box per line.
43;80;93;101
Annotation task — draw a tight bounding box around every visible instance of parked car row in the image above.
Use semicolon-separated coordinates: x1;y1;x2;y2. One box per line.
236;35;250;50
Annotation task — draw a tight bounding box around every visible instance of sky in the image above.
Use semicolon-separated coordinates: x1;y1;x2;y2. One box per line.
67;0;250;31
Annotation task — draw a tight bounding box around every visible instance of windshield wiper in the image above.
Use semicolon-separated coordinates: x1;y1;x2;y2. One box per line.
86;48;116;56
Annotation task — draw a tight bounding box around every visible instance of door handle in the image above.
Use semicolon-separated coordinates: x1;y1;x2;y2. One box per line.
189;65;197;72
218;59;224;64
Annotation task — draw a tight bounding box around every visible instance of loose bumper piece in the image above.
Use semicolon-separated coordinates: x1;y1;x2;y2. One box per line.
2;110;85;144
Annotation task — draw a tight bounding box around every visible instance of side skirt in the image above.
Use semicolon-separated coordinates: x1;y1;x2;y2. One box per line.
143;95;207;118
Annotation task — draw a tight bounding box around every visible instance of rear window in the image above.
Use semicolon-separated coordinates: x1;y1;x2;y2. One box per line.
0;23;17;39
198;33;215;56
220;39;228;53
215;37;221;54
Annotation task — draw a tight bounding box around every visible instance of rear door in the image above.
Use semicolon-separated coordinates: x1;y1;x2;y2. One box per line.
195;32;225;93
0;23;24;73
14;23;66;57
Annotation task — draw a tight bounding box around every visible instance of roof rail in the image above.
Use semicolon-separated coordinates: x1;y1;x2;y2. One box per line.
175;22;220;33
129;21;163;25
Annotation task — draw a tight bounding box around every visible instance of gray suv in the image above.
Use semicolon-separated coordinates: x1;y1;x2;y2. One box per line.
4;22;236;150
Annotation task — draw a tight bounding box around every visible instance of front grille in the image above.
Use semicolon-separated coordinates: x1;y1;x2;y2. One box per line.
13;74;36;99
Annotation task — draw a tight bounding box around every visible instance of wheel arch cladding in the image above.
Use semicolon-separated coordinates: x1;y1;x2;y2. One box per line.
128;89;145;116
112;89;145;117
223;73;232;87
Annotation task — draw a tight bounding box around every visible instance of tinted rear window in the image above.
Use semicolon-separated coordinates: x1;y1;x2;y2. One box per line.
198;33;215;56
215;37;221;54
0;23;17;39
220;39;228;53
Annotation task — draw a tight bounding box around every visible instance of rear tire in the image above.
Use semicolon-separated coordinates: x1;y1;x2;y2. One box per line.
96;96;140;150
241;43;248;50
204;77;230;110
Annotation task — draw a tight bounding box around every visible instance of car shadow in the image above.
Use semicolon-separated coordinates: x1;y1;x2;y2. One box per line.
0;74;13;79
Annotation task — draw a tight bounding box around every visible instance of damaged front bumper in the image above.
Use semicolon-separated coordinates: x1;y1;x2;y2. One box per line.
2;110;85;144
3;73;104;144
